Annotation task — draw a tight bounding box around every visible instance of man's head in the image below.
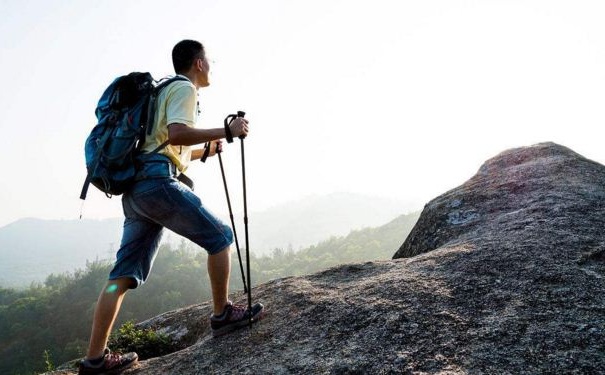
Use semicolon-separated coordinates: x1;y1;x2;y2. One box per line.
172;39;210;87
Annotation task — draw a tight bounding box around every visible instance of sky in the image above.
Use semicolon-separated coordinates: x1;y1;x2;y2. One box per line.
0;0;604;227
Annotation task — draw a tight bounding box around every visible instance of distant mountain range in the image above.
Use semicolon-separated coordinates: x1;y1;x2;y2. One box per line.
0;192;415;287
247;192;413;252
0;217;123;288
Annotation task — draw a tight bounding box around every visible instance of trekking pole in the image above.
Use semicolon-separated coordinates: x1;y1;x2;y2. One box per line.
224;111;253;326
222;112;250;299
237;113;253;327
217;147;248;293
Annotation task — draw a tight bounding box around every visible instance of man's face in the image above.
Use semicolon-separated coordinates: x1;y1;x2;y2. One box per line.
198;56;211;87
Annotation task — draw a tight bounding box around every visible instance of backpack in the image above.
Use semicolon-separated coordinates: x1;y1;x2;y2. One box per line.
79;73;187;200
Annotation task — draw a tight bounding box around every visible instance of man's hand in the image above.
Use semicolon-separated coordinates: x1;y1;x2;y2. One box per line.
191;140;223;161
229;117;249;138
207;140;223;157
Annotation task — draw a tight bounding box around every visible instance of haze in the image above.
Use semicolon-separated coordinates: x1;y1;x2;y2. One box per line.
1;0;604;227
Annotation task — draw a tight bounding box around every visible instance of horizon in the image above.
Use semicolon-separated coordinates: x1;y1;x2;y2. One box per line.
0;191;419;288
0;190;417;228
1;0;604;227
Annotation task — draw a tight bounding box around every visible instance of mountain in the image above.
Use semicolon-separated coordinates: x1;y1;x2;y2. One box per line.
0;193;412;287
248;192;413;253
0;218;122;288
47;142;605;374
250;211;421;282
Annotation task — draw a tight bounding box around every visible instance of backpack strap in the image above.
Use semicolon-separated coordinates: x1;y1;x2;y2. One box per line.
177;173;195;190
138;75;190;170
134;75;189;172
150;140;170;154
146;76;190;136
79;118;118;201
79;173;92;201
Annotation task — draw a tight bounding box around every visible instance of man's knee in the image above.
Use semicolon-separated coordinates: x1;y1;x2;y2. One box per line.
209;246;231;258
105;277;136;294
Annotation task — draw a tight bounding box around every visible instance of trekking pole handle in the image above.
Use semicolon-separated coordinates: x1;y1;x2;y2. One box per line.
224;111;246;143
236;111;247;140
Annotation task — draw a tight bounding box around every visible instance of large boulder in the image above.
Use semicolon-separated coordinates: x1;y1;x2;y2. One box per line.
395;142;605;259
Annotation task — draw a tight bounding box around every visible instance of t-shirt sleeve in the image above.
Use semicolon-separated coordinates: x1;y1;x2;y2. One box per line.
166;84;197;127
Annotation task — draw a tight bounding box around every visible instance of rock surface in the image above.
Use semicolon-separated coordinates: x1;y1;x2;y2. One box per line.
49;142;605;374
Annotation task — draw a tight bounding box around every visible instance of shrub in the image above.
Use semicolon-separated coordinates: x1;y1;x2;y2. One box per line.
108;321;173;360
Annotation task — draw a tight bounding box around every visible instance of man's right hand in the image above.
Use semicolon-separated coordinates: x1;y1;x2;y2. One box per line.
229;117;249;138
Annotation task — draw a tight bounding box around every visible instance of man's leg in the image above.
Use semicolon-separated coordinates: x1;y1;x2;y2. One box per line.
127;180;264;331
208;246;231;315
86;277;133;359
128;181;262;324
133;181;235;315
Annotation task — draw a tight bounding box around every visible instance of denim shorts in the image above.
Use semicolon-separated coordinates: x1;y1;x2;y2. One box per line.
108;176;233;288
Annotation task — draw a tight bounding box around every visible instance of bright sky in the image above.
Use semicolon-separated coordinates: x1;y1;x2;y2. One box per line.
0;0;604;227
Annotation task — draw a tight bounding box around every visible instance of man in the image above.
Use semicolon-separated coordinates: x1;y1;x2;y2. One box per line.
79;39;264;375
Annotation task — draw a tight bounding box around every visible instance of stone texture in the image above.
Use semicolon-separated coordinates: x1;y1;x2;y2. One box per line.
49;142;605;374
394;142;605;259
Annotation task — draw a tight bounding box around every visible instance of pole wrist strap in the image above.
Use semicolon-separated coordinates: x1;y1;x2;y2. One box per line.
201;142;211;163
224;118;234;143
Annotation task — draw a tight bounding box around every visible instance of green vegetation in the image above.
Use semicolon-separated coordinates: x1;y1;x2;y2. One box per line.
252;212;420;279
43;350;54;372
108;321;172;360
0;212;418;375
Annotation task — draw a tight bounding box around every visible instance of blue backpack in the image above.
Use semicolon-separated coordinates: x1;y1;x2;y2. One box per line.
80;73;187;200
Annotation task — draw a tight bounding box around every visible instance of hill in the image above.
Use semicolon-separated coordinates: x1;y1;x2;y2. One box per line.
252;211;420;281
0;192;411;287
248;192;413;253
0;218;122;287
48;142;605;374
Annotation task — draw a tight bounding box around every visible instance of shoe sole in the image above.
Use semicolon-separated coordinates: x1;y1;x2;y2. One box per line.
212;306;264;337
78;358;138;375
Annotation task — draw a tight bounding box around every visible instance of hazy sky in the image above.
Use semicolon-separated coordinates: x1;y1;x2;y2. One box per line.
1;0;604;227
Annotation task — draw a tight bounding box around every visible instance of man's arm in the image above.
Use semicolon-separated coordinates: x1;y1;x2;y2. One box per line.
168;118;249;146
168;124;226;146
191;148;204;161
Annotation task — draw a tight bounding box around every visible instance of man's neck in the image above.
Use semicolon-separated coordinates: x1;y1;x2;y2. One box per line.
178;72;199;89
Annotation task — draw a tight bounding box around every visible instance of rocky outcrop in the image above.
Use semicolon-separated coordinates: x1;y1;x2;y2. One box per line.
394;142;605;259
49;142;605;374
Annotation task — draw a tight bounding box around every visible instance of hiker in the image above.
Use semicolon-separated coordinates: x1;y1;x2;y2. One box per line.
79;39;264;375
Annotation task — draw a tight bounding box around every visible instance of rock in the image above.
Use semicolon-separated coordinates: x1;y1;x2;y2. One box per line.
47;142;605;374
394;142;605;259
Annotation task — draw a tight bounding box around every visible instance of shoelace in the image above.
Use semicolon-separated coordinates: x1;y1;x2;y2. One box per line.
104;352;124;368
229;304;248;321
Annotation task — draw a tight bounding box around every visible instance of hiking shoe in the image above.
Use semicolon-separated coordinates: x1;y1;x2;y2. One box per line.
78;348;138;375
211;301;264;337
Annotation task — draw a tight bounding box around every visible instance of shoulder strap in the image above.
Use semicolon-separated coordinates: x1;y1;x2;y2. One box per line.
141;75;191;156
150;140;170;154
155;75;190;93
146;75;191;136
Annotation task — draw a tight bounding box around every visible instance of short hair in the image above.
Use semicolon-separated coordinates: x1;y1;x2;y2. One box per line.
172;40;205;74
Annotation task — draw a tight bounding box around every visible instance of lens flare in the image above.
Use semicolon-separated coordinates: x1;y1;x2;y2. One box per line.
106;284;118;293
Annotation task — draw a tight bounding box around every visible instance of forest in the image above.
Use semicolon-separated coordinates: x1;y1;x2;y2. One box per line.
0;212;418;375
